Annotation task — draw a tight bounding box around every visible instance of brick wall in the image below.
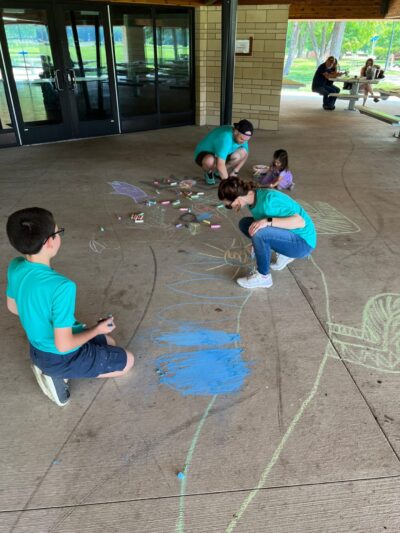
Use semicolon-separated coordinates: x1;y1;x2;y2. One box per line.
195;4;289;131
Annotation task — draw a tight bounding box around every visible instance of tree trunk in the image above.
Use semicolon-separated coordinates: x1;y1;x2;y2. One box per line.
308;21;325;65
283;22;300;76
329;21;346;60
297;25;307;58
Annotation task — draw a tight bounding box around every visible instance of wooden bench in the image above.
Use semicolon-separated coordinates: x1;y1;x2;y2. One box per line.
355;106;400;137
282;78;305;89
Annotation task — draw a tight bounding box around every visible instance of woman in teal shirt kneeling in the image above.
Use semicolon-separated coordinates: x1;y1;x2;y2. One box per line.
218;178;317;289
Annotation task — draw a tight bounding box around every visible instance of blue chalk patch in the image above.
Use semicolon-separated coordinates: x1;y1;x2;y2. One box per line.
156;348;250;396
196;212;213;221
155;325;240;347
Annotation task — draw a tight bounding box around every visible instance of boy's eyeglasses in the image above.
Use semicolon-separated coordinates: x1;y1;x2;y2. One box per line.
44;227;64;244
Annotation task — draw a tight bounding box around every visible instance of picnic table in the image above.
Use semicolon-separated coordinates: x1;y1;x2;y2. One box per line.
378;88;400;100
328;76;380;111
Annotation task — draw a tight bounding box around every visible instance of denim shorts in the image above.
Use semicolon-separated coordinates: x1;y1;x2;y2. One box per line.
195;151;231;166
29;335;127;378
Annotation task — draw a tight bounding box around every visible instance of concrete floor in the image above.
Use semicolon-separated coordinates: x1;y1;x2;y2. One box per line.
1;93;400;532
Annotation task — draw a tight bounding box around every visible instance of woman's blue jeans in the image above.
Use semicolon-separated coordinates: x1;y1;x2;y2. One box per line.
239;217;313;275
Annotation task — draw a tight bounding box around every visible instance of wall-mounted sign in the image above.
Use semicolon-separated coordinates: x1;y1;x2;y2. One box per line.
235;37;253;57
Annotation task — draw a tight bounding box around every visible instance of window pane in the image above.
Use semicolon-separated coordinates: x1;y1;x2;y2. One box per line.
156;11;191;114
64;9;112;121
0;68;13;131
112;8;157;117
2;8;62;125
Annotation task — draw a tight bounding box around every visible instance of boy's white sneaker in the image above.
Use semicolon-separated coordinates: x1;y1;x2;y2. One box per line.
237;272;273;289
270;254;294;271
31;364;70;407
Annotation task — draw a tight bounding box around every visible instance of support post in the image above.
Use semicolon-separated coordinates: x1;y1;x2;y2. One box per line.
220;0;237;125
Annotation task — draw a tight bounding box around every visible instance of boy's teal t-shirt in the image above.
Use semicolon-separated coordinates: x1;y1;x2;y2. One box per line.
250;189;317;249
194;126;249;161
6;257;83;355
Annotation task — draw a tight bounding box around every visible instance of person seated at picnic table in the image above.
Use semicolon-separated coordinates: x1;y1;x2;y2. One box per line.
312;56;344;111
360;58;383;104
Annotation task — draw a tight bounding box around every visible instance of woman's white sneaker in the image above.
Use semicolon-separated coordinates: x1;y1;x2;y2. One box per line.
236;272;273;289
270;254;294;271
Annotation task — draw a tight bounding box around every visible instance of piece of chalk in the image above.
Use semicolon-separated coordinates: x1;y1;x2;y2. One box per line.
179;207;189;211
175;223;183;228
177;471;185;480
197;192;205;196
170;182;178;186
117;216;122;221
203;220;211;225
211;224;221;229
216;204;225;209
153;180;159;185
172;200;181;206
161;200;170;205
99;226;105;232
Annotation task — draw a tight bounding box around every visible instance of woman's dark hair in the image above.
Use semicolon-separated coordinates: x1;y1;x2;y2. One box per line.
218;177;256;202
365;58;374;67
6;207;56;255
273;149;288;171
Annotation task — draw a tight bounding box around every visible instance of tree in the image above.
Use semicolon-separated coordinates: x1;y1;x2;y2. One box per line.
283;21;300;75
329;21;346;59
308;21;329;64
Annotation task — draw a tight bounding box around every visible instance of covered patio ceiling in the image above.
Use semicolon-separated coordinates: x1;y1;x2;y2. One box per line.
92;0;400;19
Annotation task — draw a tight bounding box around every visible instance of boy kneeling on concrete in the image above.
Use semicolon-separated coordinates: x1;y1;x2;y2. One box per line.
6;208;134;407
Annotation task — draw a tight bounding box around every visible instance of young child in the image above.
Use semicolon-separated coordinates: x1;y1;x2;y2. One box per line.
6;207;134;407
258;149;294;191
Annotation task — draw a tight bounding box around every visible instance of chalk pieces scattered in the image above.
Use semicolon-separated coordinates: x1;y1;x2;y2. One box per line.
179;207;189;212
216;204;225;209
161;200;171;205
175;223;183;229
211;224;221;229
146;200;157;206
203;220;211;225
177;471;185;480
172;200;181;206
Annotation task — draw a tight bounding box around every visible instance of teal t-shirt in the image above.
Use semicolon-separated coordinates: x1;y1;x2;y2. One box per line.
249;189;317;249
194;126;249;161
6;257;84;355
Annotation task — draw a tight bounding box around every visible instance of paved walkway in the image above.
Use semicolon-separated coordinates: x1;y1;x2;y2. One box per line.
1;93;400;532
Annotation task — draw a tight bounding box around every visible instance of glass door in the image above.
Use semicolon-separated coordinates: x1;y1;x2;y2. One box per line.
0;3;118;144
0;40;17;146
110;5;194;133
111;6;158;131
57;5;119;138
155;9;194;127
0;4;72;144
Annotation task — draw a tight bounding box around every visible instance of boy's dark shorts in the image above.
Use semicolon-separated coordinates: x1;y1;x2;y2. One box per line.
29;335;127;378
195;151;232;167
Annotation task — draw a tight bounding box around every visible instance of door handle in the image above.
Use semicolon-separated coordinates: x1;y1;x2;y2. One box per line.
67;69;77;91
54;69;64;91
